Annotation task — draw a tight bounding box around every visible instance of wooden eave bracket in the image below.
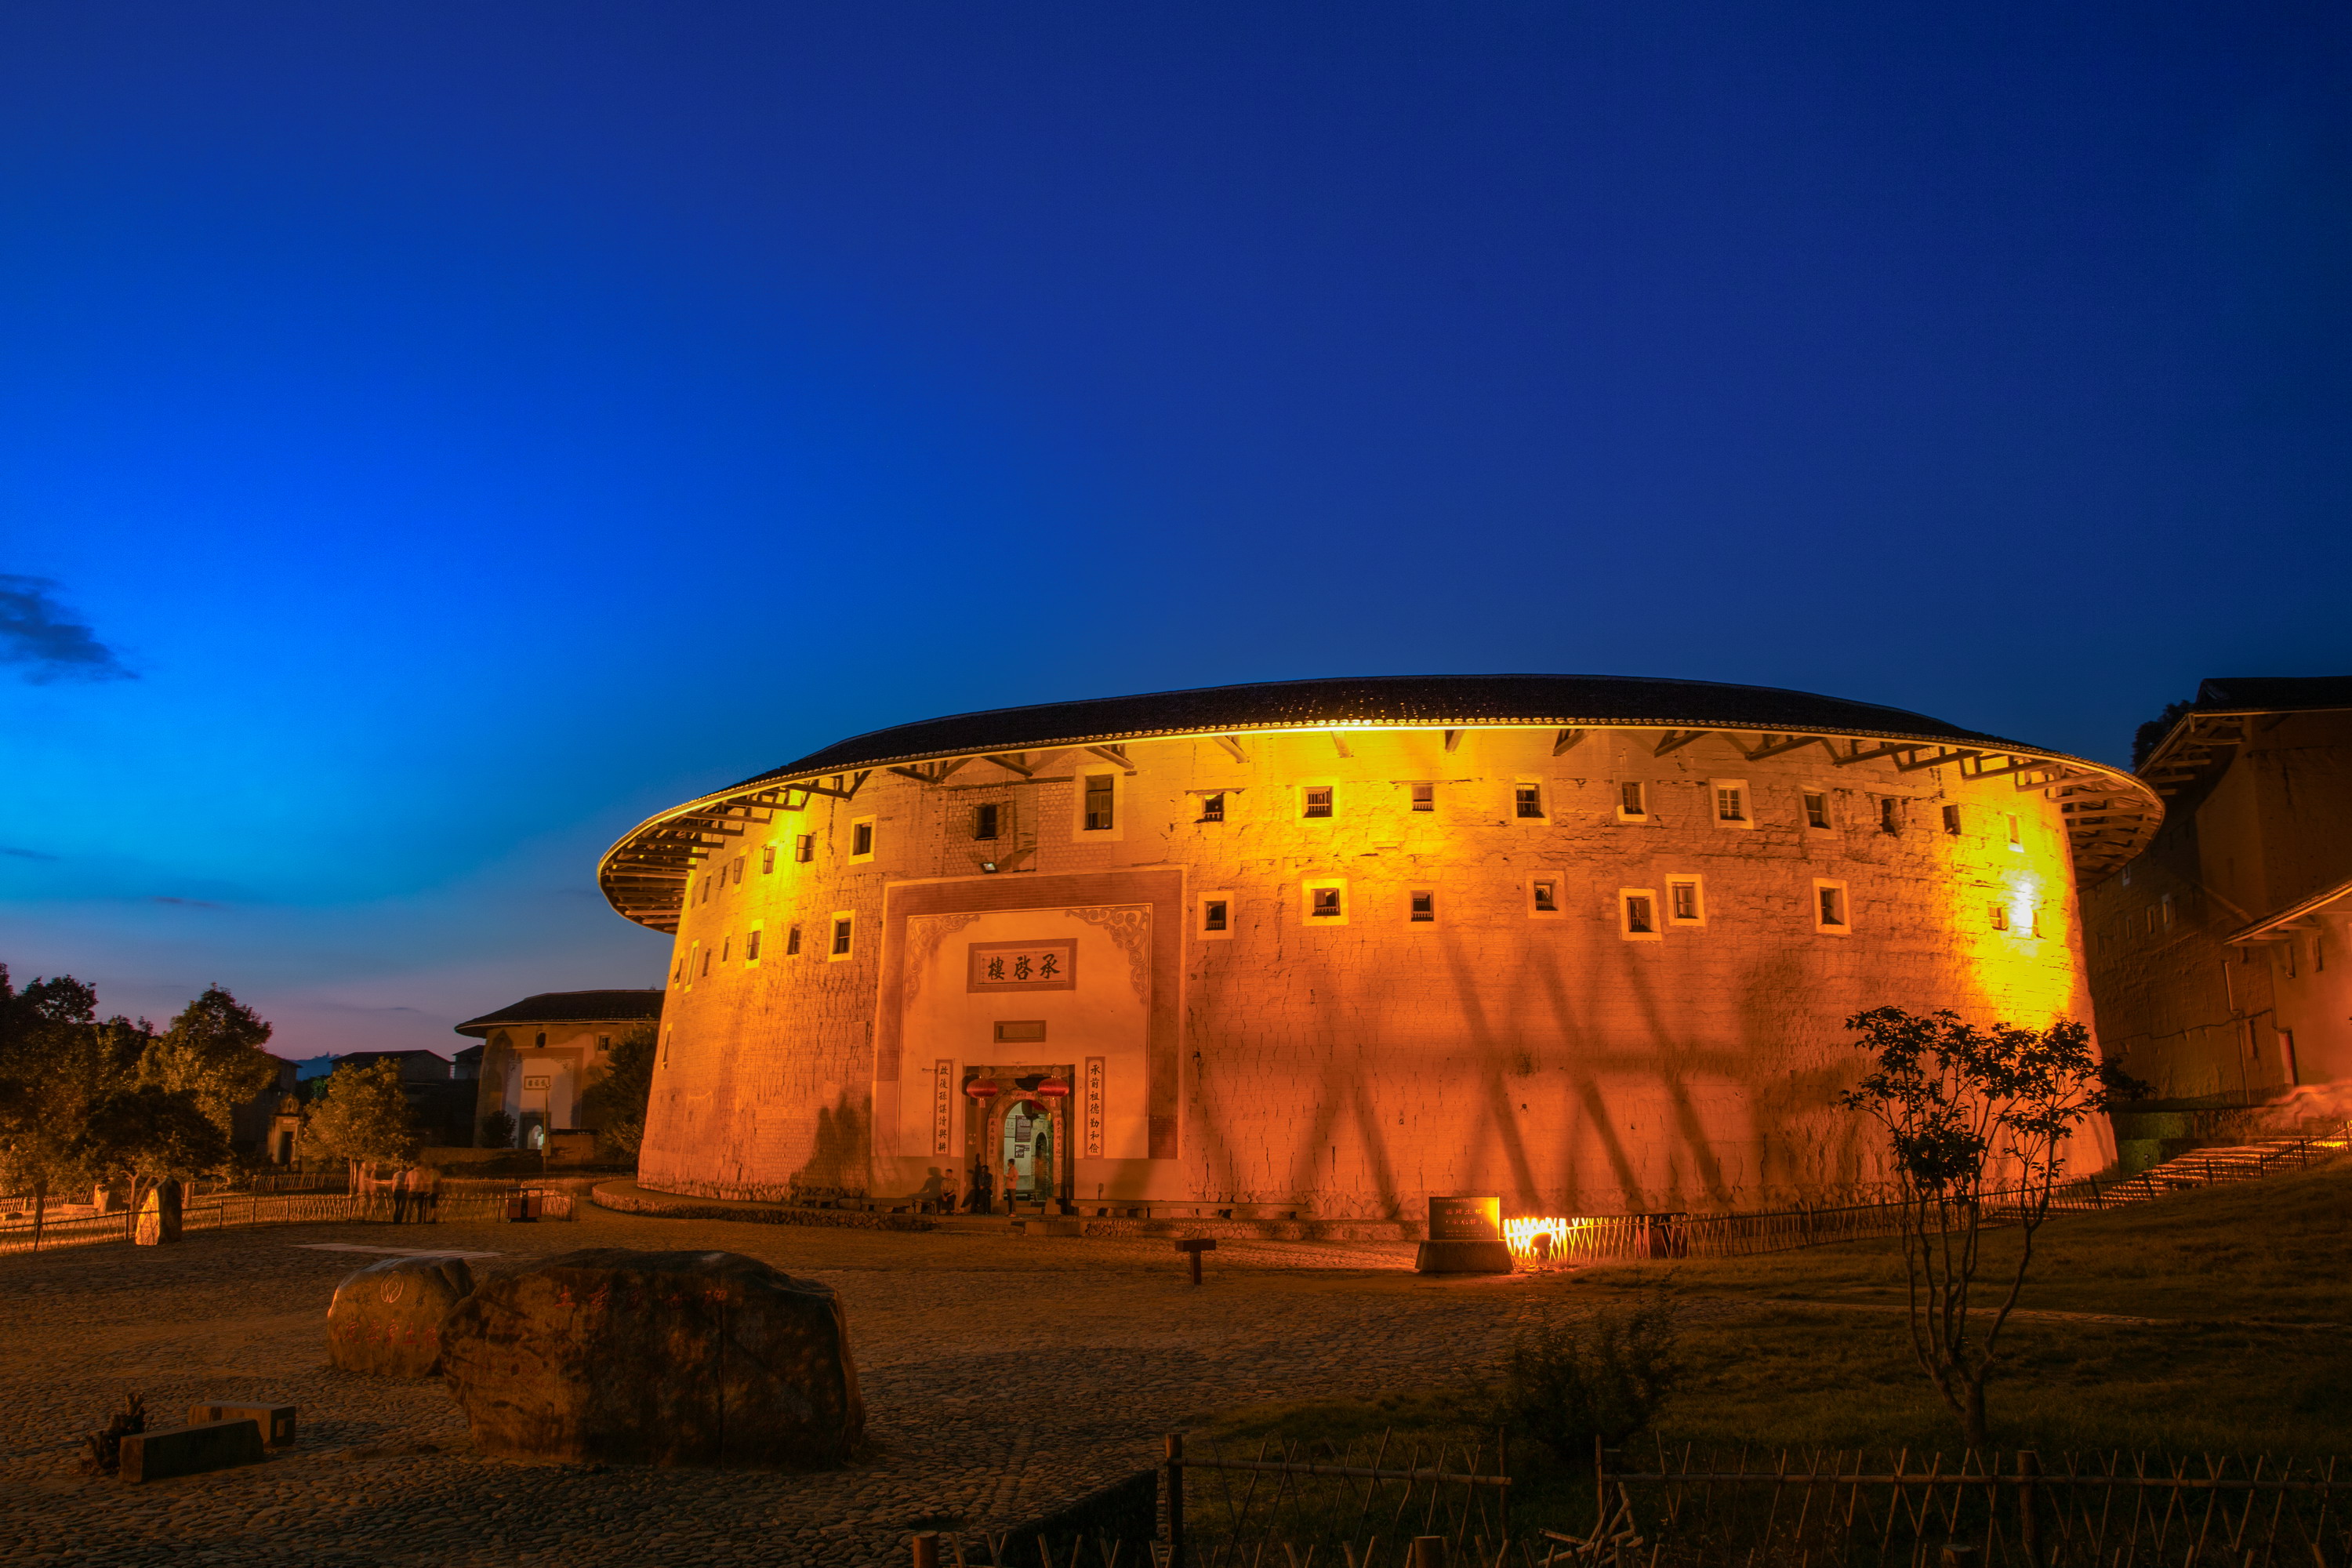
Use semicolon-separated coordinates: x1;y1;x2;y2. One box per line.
1831;742;1918;768
1740;733;1831;762
1894;748;1984;774
786;770;873;800
1443;728;1465;753
1329;731;1354;758
1211;735;1249;764
888;758;972;786
982;753;1036;778
1652;728;1709;757
1085;745;1135;771
1552;728;1587;756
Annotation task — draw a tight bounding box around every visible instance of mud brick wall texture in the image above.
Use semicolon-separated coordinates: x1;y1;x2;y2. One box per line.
633;710;2116;1219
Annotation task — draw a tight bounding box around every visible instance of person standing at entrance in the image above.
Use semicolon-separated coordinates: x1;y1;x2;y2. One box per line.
968;1163;993;1214
1003;1159;1018;1214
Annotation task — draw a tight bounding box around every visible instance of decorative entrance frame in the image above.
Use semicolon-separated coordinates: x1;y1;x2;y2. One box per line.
878;869;1185;1161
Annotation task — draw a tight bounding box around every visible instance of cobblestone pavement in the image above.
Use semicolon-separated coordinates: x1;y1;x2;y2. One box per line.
0;1207;1548;1566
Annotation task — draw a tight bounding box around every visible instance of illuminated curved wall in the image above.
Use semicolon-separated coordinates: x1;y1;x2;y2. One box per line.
631;716;2121;1217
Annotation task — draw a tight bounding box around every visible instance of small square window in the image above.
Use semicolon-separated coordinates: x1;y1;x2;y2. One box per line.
1199;792;1225;823
1990;904;2009;931
746;928;763;961
731;857;744;884
596;1033;611;1051
1083;775;1115;831
1617;782;1646;820
1199;892;1234;940
851;821;874;858
829;914;854;959
1515;784;1544;820
1668;877;1704;925
1942;805;1962;836
1311;887;1342;917
795;834;815;863
1409;890;1436;923
1622;891;1659;938
1815;880;1850;932
1878;799;1902;835
1804;792;1830;829
1715;786;1746;822
760;844;777;874
1532;879;1559;914
975;803;1000;840
2005;813;2023;850
1304;786;1334;818
785;924;802;956
1410;783;1435;812
1300;880;1347;924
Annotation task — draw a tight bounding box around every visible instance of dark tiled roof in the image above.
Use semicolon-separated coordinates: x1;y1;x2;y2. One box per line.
736;673;2026;786
2194;676;2352;712
453;989;667;1037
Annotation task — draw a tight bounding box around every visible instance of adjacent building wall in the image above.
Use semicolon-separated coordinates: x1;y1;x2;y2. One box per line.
641;725;2110;1215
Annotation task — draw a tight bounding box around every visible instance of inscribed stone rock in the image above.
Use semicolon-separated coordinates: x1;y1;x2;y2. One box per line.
326;1254;475;1377
438;1248;863;1468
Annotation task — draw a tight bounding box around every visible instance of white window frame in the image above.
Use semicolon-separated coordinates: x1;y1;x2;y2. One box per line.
1074;770;1127;842
1616;781;1648;822
795;833;815;864
744;920;764;967
1510;778;1547;823
1298;779;1338;822
1408;781;1436;814
760;842;778;874
1619;887;1663;942
1803;791;1831;830
1527;875;1564;919
1989;903;2009;932
1197;891;1233;942
2006;813;2024;851
848;815;877;864
1813;879;1851;935
1301;877;1348;926
1406;887;1439;927
1665;875;1706;927
1710;778;1754;829
684;939;700;990
827;909;855;962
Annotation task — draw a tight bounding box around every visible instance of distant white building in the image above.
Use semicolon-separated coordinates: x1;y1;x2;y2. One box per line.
454;990;665;1148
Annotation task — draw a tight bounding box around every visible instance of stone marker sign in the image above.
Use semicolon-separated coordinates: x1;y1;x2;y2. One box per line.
133;1181;183;1247
439;1247;864;1468
327;1254;476;1377
189;1402;297;1446
118;1417;263;1483
1415;1195;1513;1274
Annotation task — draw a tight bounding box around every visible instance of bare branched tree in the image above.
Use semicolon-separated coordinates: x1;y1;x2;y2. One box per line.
1839;1007;2145;1447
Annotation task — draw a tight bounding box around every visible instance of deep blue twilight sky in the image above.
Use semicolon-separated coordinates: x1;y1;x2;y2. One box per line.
2;4;2347;1059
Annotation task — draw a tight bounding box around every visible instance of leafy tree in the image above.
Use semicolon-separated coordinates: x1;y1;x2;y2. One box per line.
301;1058;419;1185
1839;1007;2146;1446
0;965;147;1229
71;1086;231;1193
138;985;278;1136
578;1024;655;1157
479;1109;517;1149
2132;699;2195;770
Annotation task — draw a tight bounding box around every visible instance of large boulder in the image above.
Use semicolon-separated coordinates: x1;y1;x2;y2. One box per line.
327;1254;475;1377
437;1248;862;1468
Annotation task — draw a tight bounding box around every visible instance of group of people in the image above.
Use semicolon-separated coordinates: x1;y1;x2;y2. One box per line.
376;1163;441;1223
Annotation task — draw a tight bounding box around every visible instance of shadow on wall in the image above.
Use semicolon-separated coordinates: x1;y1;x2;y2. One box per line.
788;1094;870;1203
1192;919;1918;1219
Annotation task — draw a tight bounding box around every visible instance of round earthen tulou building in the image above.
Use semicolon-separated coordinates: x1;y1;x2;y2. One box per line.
599;674;2161;1218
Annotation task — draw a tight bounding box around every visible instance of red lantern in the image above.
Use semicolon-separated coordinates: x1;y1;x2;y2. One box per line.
1035;1078;1071;1098
964;1080;1000;1100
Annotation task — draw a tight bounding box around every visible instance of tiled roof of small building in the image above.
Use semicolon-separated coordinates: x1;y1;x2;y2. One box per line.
739;673;2024;784
453;989;666;1037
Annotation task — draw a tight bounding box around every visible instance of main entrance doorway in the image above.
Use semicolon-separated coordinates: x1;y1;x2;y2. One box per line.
962;1065;1073;1211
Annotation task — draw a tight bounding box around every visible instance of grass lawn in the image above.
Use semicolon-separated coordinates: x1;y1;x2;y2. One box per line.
1203;1160;2352;1541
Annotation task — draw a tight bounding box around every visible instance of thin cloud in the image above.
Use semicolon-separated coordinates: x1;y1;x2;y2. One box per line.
2;847;59;861
0;575;134;684
152;895;226;909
